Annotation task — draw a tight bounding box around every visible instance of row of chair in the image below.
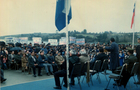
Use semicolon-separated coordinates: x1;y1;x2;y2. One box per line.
66;59;109;90
68;60;139;90
105;62;139;90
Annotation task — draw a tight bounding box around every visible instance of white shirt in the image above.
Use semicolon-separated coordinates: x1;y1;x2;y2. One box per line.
32;56;36;62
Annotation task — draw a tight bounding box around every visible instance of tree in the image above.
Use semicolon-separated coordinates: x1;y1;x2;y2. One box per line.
116;36;119;43
81;29;87;34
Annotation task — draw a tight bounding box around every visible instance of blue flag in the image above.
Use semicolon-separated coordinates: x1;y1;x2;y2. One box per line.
55;0;72;31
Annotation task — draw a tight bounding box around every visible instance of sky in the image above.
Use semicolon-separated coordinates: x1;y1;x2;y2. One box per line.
0;0;140;36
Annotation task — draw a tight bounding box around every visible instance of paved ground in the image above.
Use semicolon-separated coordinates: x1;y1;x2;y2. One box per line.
0;69;54;87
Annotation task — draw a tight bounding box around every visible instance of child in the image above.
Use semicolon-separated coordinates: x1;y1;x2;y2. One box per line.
119;50;125;66
3;56;7;69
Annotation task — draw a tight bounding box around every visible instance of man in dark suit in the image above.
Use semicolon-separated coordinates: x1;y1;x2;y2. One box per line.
134;37;140;84
104;38;120;72
53;50;79;89
90;47;108;69
28;51;41;77
38;51;54;76
48;52;58;73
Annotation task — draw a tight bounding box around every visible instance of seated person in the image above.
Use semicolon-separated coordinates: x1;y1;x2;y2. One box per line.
48;52;58;72
8;51;15;69
79;49;90;73
114;48;138;88
53;50;79;89
55;52;65;70
38;51;53;76
14;51;22;69
79;49;90;63
28;51;42;77
90;47;108;69
21;53;28;72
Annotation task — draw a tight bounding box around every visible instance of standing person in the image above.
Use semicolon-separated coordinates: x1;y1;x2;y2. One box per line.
134;37;140;84
0;47;7;69
0;60;7;83
2;56;7;69
103;38;120;72
119;50;125;66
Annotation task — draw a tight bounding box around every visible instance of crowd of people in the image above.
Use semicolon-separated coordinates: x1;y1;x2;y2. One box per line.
0;37;140;89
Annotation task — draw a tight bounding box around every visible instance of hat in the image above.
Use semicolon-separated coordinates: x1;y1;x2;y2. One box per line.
126;47;134;54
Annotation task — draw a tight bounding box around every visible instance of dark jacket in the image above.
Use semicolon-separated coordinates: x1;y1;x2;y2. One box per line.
0;59;2;68
136;45;140;74
91;53;108;70
95;53;108;62
48;55;55;64
124;54;138;73
115;54;138;87
14;54;21;64
0;52;3;68
8;54;15;63
38;55;48;67
136;45;140;61
105;42;120;70
28;55;38;67
61;55;80;74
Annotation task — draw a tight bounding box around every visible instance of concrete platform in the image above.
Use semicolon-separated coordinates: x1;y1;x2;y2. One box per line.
0;69;54;87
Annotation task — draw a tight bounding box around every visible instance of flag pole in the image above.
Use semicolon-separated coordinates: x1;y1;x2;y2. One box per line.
132;18;135;49
65;0;70;90
132;2;136;49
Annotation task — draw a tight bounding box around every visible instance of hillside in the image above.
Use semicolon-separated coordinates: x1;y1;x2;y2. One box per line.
0;30;140;44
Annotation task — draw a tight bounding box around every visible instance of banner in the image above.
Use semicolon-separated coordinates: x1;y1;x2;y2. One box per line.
14;38;20;43
69;37;76;44
19;37;28;44
76;38;85;45
32;37;42;44
5;37;15;44
48;39;58;45
61;37;66;39
59;37;66;45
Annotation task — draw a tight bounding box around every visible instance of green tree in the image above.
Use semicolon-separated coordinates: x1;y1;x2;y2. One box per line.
81;29;87;34
116;36;119;43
